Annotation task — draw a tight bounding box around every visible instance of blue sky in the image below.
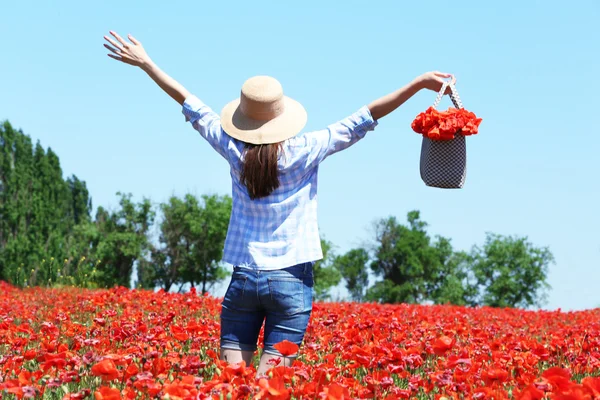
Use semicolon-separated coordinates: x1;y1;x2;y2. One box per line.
1;1;598;310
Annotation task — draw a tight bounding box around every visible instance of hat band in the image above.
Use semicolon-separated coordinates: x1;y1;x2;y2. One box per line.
240;95;285;121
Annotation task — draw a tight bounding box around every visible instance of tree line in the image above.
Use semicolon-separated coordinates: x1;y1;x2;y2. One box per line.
0;121;554;307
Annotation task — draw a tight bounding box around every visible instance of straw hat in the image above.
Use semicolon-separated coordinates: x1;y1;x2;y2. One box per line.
221;76;307;145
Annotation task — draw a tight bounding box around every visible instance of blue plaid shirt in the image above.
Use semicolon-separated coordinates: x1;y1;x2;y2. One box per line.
182;95;378;270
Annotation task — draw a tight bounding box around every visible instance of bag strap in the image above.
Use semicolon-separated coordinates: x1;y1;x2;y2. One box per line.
431;81;449;109
448;82;463;109
431;78;464;110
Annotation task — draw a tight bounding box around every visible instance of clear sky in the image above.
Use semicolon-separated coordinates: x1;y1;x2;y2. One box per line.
1;1;598;310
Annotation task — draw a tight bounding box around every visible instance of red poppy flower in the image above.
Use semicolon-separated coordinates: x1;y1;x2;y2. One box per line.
170;325;189;341
91;359;120;381
18;370;32;386
257;377;290;399
582;376;600;397
514;384;545;400
324;382;350;399
412;106;482;141
482;365;509;385
273;340;299;357
432;336;454;356
23;349;36;361
94;386;122;400
124;363;139;380
162;382;192;400
5;277;600;400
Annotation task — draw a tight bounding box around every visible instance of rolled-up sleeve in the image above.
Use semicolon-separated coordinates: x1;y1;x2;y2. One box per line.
182;95;231;161
303;106;378;166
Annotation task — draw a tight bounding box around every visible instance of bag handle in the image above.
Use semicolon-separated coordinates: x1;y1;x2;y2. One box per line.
431;77;463;110
448;82;463;109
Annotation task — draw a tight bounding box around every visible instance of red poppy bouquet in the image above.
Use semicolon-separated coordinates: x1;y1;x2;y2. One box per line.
412;106;482;141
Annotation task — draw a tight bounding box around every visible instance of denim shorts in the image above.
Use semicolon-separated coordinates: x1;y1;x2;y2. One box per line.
220;262;314;356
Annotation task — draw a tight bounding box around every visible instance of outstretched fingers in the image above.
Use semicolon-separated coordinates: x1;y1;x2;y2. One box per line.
103;39;126;63
107;54;122;61
104;35;123;52
103;30;149;67
104;43;120;55
110;30;128;46
128;34;140;45
104;43;134;64
104;32;134;64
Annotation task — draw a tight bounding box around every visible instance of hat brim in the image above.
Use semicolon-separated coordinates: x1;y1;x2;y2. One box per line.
220;96;307;145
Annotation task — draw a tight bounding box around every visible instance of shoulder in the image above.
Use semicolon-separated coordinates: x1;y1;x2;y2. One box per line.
285;129;327;148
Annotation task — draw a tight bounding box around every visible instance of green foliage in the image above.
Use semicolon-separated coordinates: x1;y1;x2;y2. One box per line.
0;121;91;285
364;279;403;303
350;211;552;308
313;238;342;301
426;240;477;306
366;211;471;304
138;194;231;293
0;120;228;291
91;193;155;288
333;248;369;302
468;233;554;308
67;176;92;225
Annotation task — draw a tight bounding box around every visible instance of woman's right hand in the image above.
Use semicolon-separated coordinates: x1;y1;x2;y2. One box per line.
417;71;455;94
104;31;152;68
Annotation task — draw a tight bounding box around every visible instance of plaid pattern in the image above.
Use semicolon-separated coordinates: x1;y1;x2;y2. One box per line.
182;95;378;270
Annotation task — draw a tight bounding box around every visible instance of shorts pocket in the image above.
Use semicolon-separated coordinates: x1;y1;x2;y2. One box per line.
267;277;304;316
223;273;248;307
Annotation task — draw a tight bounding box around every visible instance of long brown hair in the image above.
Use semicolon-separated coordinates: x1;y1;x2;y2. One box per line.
240;142;282;200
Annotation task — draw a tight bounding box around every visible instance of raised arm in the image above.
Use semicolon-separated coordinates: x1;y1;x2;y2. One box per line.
300;71;456;166
103;31;190;105
368;72;455;121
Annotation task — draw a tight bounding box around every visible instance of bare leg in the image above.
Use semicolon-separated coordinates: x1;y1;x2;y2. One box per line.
256;352;296;377
220;348;254;367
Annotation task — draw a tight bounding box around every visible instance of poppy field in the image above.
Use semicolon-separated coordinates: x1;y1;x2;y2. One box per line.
1;281;600;400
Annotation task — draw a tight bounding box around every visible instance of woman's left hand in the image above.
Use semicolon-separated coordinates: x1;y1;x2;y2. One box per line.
104;31;151;68
417;71;456;94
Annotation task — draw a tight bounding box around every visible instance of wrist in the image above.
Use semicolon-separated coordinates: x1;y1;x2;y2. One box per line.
412;75;427;91
140;58;155;72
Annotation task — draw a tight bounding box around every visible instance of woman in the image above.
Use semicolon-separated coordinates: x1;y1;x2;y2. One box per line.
103;31;454;376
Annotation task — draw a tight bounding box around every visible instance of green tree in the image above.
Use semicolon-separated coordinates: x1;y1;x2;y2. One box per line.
0;121;36;282
469;233;553;308
313;238;341;300
67;176;92;225
334;248;370;302
366;211;472;305
426;238;478;306
92;193;155;288
62;221;103;286
138;194;231;293
62;193;157;289
0;121;92;286
29;145;72;267
136;194;187;291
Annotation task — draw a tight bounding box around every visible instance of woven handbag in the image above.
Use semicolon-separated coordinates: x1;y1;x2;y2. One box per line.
419;81;467;189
